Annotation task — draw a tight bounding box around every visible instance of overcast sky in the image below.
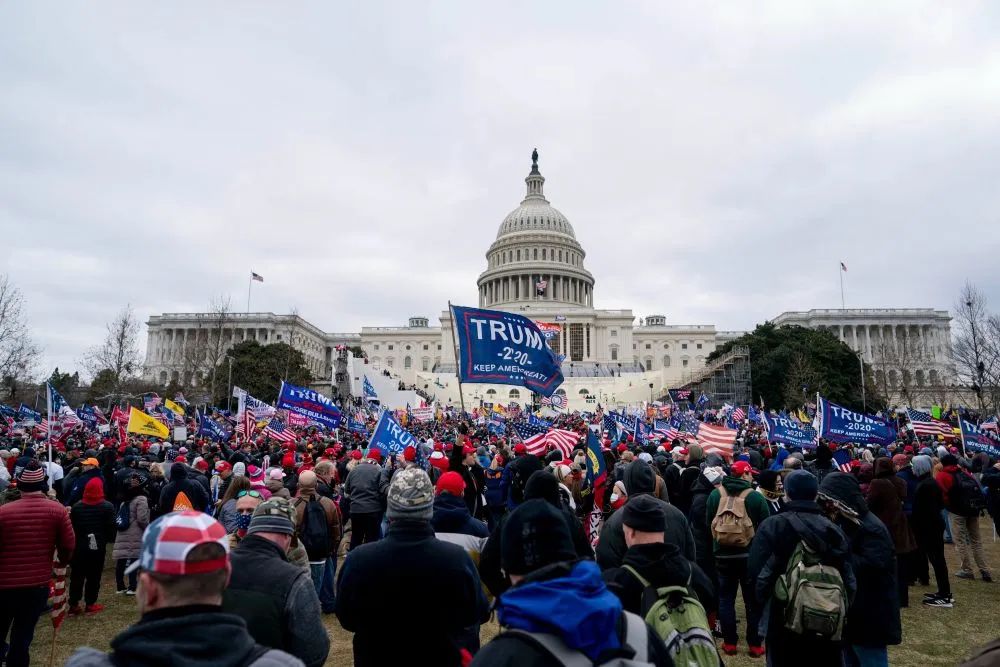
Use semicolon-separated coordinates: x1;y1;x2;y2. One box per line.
3;1;999;378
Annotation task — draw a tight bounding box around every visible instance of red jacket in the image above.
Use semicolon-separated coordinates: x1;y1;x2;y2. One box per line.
935;464;961;507
0;493;75;589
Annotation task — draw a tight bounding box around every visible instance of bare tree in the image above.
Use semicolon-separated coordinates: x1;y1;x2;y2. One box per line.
173;296;233;400
83;304;142;396
783;352;821;409
952;282;1000;413
871;332;923;407
0;274;40;400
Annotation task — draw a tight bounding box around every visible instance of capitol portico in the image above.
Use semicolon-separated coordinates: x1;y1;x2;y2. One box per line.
142;151;957;410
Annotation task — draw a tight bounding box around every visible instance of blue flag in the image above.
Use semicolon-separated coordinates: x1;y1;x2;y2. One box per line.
76;405;98;430
528;413;552;429
816;396;896;446
763;414;818;449
585;428;607;488
488;416;506;436
451;305;564;397
47;382;71;414
347;417;368;435
277;381;343;430
696;392;710;408
198;410;231;441
363;376;378;401
960;419;1000;457
0;404;15;420
368;409;418;457
748;405;763;424
18;404;41;423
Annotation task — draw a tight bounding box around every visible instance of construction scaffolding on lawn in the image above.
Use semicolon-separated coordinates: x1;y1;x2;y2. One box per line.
667;345;752;410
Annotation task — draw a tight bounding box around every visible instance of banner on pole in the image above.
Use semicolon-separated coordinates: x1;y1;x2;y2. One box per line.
816;396;895;446
368;409;418;457
764;414;818;449
452;305;564;397
277;382;342;430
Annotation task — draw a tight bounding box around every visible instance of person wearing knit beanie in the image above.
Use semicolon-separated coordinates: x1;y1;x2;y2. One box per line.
501;498;576;577
69;473;115;615
386;467;434;522
15;460;48;493
783;469;818;502
335;468;489;667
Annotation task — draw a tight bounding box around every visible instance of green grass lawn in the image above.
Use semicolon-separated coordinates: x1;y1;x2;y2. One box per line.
29;537;1000;666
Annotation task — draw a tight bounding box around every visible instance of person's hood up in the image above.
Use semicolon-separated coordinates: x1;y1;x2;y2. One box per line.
690;472;717;495
81;477;105;505
770;449;789;471
704;453;725;468
107;608;261;667
497;560;622;662
623;461;655;496
170;462;188;480
818;471;869;516
431;492;473;532
524;470;561;507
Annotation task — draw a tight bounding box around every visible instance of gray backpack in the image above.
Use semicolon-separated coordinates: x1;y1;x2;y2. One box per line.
502;611;654;666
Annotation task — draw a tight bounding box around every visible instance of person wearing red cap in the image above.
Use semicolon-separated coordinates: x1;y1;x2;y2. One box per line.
706;460;770;656
68;477;116;616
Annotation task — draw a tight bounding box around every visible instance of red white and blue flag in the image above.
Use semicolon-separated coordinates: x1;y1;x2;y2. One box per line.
262;418;296;444
695;423;736;460
513;422;580;458
906;409;953;438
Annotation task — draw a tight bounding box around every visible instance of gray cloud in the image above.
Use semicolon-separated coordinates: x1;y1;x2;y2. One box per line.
2;1;998;377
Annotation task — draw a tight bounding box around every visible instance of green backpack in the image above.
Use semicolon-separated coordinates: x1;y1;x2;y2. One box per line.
623;565;719;667
773;515;848;641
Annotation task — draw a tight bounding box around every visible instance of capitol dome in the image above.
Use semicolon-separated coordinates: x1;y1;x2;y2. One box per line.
477;150;595;309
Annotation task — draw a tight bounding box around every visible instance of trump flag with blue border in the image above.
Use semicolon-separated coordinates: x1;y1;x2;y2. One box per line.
960;418;1000;457
816;396;895;446
451;305;564;397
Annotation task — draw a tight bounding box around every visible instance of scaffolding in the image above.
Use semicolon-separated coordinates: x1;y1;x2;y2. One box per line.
669;345;752;409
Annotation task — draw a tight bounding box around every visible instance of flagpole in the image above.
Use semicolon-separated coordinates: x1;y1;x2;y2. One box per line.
447;302;467;415
247;272;253;313
839;263;845;310
46;383;52;468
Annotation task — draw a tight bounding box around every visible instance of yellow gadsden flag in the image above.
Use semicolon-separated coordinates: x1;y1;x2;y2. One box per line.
164;398;185;418
126;407;170;439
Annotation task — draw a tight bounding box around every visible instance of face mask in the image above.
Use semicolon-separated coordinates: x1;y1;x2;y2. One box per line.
236;513;253;532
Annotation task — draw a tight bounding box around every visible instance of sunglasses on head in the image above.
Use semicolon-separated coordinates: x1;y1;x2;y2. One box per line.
236;490;263;499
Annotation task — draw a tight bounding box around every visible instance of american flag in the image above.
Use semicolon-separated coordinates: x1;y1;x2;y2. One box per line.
507;403;522;418
731;406;746;423
695;423;736;460
251;271;264;282
982;415;998;432
541;393;567;410
654;419;685;443
36;418;49;435
49;558;69;629
143;393;162;411
536;279;548;295
262;418;296;443
906;409;953;438
832;448;853;473
513;422;580;458
235;410;257;440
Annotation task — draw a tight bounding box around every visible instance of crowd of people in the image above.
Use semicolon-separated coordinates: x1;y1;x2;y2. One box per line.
0;402;998;666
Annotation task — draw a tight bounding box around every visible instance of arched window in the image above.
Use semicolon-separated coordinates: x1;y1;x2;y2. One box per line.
555;389;567;398
929;369;940;385
915;370;925;387
558;250;563;262
610;345;619;361
509;389;520;399
421;358;430;371
663;355;671;368
579;388;590;395
645;358;652;371
542;249;547;260
533;249;538;260
663;343;670;349
404;356;412;369
888;370;899;387
516;249;521;261
386;357;395;368
159;371;167;384
486;389;497;397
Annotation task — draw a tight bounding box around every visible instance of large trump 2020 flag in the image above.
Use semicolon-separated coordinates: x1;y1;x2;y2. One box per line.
451;305;564;397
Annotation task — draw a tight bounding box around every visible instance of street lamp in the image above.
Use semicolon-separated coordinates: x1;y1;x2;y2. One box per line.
226;356;235;413
649;382;654;403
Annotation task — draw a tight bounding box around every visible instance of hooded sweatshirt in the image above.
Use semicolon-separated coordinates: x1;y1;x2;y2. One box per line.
70;478;115;553
64;606;302;667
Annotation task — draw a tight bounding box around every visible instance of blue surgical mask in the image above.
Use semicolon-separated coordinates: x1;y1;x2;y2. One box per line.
236;513;253;532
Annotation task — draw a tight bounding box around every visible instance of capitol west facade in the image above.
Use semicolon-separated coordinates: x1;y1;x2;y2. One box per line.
143;153;955;410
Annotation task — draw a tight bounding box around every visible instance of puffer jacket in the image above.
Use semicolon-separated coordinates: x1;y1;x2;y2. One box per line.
70;498;116;555
112;493;150;561
343;462;383;514
0;492;76;588
159;463;210;513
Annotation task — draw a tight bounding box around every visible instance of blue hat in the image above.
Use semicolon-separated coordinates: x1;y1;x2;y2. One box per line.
784;469;818;501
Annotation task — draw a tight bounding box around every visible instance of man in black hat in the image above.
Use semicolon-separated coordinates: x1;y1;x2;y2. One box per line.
471;499;672;666
602;495;716;616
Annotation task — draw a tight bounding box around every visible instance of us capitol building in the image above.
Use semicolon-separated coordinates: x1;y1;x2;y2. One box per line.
144;152;955;410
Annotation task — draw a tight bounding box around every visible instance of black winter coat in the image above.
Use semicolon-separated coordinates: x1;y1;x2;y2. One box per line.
69;500;116;555
911;473;946;544
65;468;105;507
747;500;856;660
686;473;716;568
981;466;1000;521
159;464;210;513
839;511;902;647
596;463;696;570
335;520;489;667
675;465;702;515
603;541;717;616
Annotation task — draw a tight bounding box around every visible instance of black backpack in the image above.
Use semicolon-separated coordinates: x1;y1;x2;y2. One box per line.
297;498;331;560
950;470;987;518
